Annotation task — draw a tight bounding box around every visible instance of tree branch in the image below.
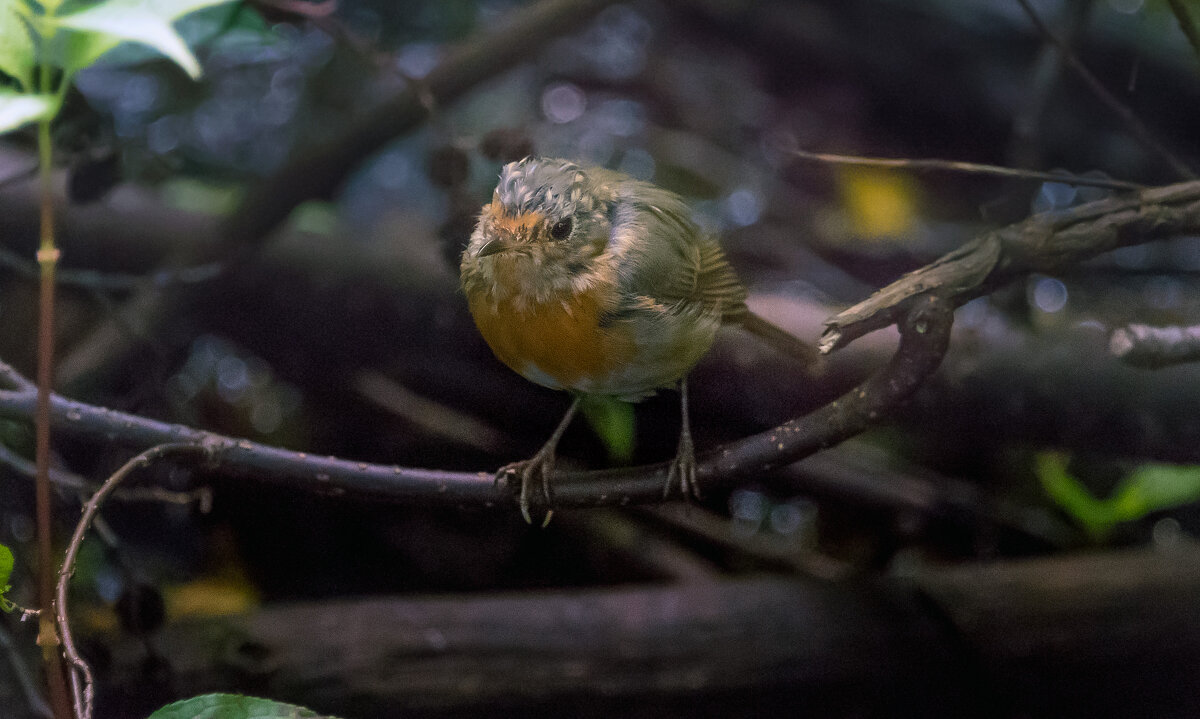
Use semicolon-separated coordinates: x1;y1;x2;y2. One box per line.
821;180;1200;353
0;298;953;511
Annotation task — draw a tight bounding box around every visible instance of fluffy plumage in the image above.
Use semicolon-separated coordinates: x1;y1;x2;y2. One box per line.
461;157;747;400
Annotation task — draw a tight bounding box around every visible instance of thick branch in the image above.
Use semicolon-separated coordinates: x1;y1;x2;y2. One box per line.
821;180;1200;352
96;548;1200;717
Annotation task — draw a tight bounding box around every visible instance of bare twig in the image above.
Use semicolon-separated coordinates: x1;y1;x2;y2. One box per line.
0;443;213;509
0;246;222;292
1014;0;1196;180
55;443;211;719
790;149;1145;191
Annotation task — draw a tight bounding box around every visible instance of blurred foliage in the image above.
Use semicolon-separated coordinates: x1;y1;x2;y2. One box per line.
1036;452;1200;539
834;166;921;240
579;394;636;464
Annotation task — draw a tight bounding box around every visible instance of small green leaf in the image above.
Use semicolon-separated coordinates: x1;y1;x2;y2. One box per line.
1036;452;1200;540
0;89;55;133
1035;452;1111;538
580;395;635;464
1113;464;1200;521
149;693;341;719
0;543;13;613
0;543;12;590
0;0;35;89
54;0;235;78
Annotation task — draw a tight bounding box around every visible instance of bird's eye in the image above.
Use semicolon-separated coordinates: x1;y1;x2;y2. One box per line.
549;218;573;240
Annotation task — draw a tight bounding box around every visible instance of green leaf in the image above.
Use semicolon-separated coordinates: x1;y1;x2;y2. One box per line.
0;89;55;133
1113;463;1200;520
149;693;342;719
1035;452;1200;540
0;542;13;613
0;543;12;590
580;395;635;464
1035;452;1111;538
0;0;35;89
54;0;236;78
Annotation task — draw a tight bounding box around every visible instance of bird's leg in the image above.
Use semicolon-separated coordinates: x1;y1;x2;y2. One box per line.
665;377;700;500
499;396;581;525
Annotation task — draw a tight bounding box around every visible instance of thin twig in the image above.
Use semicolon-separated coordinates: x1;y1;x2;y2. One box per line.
0;245;223;291
1014;0;1196;180
55;443;210;719
790;149;1145;191
0;442;213;507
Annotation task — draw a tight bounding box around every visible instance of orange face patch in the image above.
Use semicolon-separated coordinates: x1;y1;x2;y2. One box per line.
487;200;545;239
468;284;636;391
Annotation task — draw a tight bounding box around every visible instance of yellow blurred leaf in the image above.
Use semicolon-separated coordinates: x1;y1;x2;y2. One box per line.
164;576;260;618
835;167;919;239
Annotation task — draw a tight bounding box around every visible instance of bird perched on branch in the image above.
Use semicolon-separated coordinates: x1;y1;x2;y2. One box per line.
460;157;816;523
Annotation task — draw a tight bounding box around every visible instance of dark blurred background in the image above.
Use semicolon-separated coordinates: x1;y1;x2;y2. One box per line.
3;0;1200;717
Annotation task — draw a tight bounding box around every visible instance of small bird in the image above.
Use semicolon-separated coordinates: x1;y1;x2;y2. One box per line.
460;157;815;523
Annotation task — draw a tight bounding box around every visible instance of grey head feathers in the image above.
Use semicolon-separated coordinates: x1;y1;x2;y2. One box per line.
496;157;608;218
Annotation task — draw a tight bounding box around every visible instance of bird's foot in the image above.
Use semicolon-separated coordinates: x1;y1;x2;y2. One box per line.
497;447;556;526
664;428;700;501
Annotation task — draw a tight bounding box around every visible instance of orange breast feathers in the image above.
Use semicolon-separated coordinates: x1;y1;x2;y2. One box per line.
468;283;637;392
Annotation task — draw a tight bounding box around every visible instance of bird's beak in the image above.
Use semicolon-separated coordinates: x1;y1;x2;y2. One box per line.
475;237;507;258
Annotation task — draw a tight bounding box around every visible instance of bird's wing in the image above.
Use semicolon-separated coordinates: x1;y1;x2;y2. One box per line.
610;187;748;322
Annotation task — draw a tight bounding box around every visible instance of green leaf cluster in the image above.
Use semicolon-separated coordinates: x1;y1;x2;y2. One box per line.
149;693;342;719
1035;452;1200;539
0;0;234;134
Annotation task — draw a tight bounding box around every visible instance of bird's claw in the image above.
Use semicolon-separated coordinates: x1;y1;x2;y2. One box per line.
497;451;555;526
664;430;700;501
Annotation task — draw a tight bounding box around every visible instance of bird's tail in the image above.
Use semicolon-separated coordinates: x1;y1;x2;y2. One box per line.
739;310;824;369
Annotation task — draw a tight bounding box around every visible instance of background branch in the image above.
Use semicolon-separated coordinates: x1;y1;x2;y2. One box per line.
789;149;1145;191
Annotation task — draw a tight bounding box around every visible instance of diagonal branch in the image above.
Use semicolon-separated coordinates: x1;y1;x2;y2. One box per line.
821;180;1200;353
